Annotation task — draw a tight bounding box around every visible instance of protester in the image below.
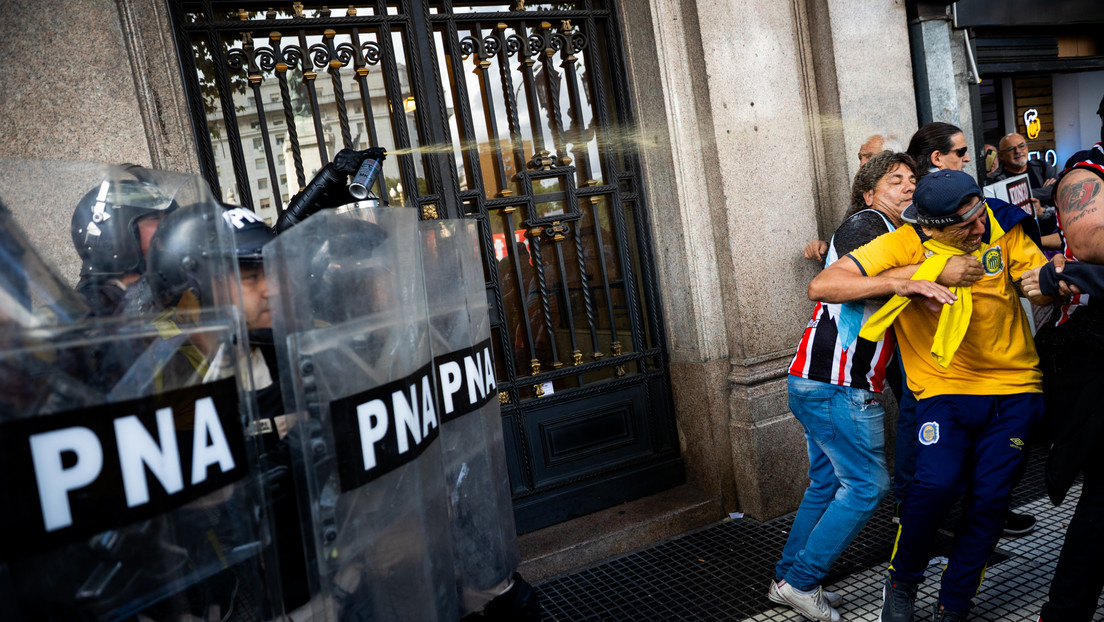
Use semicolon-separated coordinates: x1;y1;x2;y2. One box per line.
804;133;904;262
986;132;1058;205
772;153;980;622
1026;143;1104;622
906;122;971;176
808;169;1052;621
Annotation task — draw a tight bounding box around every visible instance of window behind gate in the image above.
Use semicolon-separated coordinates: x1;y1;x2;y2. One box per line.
171;0;681;531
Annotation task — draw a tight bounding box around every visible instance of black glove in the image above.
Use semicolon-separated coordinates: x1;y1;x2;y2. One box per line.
275;148;387;234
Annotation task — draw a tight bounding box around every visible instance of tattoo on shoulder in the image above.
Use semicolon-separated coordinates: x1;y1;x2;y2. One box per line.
1058;176;1102;227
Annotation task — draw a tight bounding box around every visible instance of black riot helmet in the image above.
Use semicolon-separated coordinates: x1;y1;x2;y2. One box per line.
220;204;275;264
70;166;178;278
145;205;232;308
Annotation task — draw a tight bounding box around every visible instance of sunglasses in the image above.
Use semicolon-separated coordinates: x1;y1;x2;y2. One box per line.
946;146;969;158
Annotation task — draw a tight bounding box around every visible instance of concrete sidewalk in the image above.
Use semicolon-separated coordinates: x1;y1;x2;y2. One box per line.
535;447;1079;621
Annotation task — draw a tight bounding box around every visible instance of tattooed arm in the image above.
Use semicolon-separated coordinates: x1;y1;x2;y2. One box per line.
1056;168;1104;263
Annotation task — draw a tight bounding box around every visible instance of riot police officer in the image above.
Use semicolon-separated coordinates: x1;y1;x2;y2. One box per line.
70;165;181;316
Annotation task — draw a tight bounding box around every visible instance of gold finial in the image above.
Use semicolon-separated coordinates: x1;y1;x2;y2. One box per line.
533;383;545;398
499;391;511;404
562;20;573;32
513;1;525;10
292;2;304;18
348;6;357;16
530;359;541;375
611;341;625;377
572;350;582;366
422;205;439;220
237;8;249;20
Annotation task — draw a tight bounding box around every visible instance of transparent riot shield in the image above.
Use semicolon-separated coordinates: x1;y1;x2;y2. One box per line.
0;160;275;621
421;220;539;619
265;207;457;622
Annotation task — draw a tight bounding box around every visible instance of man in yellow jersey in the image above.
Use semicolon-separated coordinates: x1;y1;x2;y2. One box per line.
808;169;1054;622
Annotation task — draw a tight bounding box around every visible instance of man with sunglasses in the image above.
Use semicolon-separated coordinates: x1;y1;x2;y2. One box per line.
809;170;1053;622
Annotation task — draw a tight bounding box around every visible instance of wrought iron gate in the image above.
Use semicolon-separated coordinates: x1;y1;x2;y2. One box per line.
171;0;682;532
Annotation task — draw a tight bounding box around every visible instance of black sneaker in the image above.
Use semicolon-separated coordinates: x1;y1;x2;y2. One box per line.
880;574;917;622
932;603;968;621
1003;510;1036;537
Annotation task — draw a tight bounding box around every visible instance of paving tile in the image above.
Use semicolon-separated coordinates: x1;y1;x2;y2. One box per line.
535;445;1083;621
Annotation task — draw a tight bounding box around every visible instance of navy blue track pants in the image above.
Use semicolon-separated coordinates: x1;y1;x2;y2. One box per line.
888;392;1043;613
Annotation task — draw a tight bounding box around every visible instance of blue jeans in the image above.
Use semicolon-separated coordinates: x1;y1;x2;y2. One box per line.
776;375;891;591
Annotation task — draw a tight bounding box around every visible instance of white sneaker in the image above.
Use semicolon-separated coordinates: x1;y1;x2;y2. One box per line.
769;579;843;609
770;580;841;622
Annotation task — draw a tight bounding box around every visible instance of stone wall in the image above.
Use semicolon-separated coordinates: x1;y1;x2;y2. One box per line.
619;0;917;519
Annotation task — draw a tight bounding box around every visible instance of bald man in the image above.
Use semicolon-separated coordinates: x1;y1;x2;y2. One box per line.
986;133;1058;206
805;134;906;262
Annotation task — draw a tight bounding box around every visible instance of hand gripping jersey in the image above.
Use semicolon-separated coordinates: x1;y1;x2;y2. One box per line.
789;209;897;392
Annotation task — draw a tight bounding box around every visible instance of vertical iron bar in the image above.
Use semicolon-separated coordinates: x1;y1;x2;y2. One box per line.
271;33;307;190
573;216;599;354
496;24;528;188
551;238;580;363
506;210;538;365
442;17;484;205
538;23;570;166
297;29;331;165
169;2;220;196
322;30;353;149
210;27;253;207
350;28;388;201
528;234;561;367
559;25;593;183
407;0;461;217
379;11;420;204
585;14;615;194
243;37;285;212
516;21;546;158
591;200;618;344
471;23;511;196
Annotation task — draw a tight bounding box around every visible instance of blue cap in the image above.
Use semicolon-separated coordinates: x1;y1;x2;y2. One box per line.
902;169;984;227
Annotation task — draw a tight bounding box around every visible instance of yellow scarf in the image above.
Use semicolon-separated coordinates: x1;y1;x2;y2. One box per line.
858;238;984;368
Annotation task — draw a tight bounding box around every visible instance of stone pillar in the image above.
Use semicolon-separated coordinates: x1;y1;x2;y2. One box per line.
0;0;199;275
0;0;197;172
805;0;917;227
620;0;823;520
620;0;918;520
618;0;743;512
910;6;980;157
